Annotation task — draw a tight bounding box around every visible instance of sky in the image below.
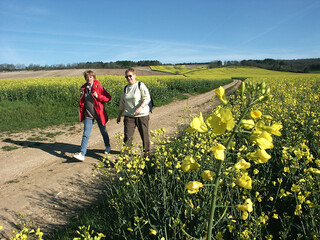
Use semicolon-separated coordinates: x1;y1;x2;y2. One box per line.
1;0;319;66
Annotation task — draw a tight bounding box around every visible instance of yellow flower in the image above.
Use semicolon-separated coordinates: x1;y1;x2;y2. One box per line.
306;200;315;208
149;228;157;235
189;199;194;208
186;112;208;133
234;159;251;170
236;172;252;189
206;106;235;135
291;184;301;192
251;110;262;119
295;204;302;215
240;211;249;220
237;199;253;212
263;122;283;136
241;229;251;239
265;235;273;240
35;228;43;238
284;167;290;173
216;231;223;240
240;119;255;129
245;199;253;212
214;86;228;105
250;130;274;149
185;181;203;194
181;156;200;173
211;143;226;161
247;149;271;164
237;198;253;220
279;189;292;198
202;170;215;181
307;167;320;174
228;224;235;233
262;115;273;121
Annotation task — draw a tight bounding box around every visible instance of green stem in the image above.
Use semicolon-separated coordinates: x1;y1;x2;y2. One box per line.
123;170;146;211
206;106;250;239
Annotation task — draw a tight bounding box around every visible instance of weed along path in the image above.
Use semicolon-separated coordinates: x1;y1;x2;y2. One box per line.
0;79;241;237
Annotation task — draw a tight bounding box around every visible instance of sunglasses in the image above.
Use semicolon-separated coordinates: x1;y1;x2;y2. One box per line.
125;75;133;79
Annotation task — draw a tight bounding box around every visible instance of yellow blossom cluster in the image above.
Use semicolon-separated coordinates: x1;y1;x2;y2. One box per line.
89;68;319;239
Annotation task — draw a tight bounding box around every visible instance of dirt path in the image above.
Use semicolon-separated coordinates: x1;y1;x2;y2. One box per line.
0;79;241;238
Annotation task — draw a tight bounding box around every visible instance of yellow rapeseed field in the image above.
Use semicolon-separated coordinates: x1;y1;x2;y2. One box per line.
1;67;319;239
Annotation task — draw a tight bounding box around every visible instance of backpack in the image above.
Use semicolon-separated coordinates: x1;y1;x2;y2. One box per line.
124;81;154;113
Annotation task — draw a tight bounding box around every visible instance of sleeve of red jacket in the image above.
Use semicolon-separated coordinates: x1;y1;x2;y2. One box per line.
97;85;111;103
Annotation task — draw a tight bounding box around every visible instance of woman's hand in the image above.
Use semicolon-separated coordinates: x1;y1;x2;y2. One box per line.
117;116;121;124
93;91;98;98
134;106;143;115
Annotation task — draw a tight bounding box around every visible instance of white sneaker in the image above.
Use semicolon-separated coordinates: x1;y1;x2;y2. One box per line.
73;152;85;161
104;146;111;154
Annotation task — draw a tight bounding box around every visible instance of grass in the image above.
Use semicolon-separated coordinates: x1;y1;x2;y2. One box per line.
2;145;19;151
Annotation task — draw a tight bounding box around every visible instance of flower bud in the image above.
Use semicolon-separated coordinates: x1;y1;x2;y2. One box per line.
241;82;246;101
266;88;270;94
241;81;246;94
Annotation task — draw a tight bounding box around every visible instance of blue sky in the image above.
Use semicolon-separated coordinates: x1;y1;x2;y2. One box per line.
1;0;319;65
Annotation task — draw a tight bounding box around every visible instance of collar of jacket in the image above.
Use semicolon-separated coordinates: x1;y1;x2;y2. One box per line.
81;80;101;90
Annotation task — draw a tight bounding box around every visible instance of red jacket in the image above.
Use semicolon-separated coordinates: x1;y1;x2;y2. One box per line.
79;80;111;126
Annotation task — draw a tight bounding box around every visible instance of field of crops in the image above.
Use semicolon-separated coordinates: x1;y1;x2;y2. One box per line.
89;67;319;240
0;68;232;132
1;67;319;239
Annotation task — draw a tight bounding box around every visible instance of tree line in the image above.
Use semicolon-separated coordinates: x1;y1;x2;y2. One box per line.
207;58;320;73
240;58;320;73
1;58;320;73
0;60;162;72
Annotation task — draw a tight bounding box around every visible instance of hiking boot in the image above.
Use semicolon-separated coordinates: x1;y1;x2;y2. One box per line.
73;152;85;162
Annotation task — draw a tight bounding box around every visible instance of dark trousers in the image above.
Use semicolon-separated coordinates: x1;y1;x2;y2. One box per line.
124;115;150;154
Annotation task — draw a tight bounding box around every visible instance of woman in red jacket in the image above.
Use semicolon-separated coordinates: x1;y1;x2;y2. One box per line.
73;70;111;161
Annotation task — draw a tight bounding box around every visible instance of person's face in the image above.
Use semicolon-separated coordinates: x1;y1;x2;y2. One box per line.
125;72;136;85
86;75;94;84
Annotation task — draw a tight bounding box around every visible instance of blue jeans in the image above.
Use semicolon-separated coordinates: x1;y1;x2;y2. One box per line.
80;118;110;155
